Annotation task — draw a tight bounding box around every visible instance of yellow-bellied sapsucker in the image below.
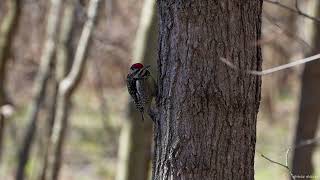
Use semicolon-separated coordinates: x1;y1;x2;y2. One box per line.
127;63;157;121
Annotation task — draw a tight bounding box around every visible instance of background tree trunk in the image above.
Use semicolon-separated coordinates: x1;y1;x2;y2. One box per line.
0;0;21;162
261;0;301;123
291;0;320;178
46;0;101;179
116;0;157;179
16;0;63;179
154;1;263;180
39;1;76;179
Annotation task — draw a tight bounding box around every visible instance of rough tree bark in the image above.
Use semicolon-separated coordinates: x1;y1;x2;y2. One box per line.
116;0;157;180
291;0;320;178
153;1;263;180
46;0;101;179
16;0;63;179
0;0;21;162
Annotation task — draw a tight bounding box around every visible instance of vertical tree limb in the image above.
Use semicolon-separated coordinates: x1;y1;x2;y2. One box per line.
46;0;101;179
39;1;77;179
116;0;158;179
291;0;320;178
16;0;63;179
0;0;21;162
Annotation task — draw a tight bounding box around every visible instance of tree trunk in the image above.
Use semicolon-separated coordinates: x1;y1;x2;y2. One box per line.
16;0;63;179
39;1;76;179
0;0;21;162
116;0;157;180
262;0;300;123
154;1;263;180
46;0;101;179
291;1;320;178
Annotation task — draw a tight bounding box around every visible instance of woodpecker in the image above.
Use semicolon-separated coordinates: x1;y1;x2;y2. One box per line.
127;63;157;121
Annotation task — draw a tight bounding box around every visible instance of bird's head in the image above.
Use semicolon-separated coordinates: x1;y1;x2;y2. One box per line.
128;63;151;79
130;63;144;70
129;63;144;74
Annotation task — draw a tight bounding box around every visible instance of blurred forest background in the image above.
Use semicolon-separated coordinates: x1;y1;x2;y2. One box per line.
0;0;319;179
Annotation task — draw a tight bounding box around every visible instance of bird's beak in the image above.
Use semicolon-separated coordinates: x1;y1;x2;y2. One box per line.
134;65;150;78
140;65;151;72
130;68;140;76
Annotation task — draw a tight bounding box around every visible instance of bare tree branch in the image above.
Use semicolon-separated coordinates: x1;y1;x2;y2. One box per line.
220;53;320;76
262;10;312;51
59;0;101;95
294;0;300;13
258;137;320;180
264;0;320;23
287;137;320;167
258;152;296;179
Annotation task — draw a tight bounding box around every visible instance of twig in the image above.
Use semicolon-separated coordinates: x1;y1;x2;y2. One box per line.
258;152;296;179
258;137;320;179
292;137;320;149
286;137;320;168
264;0;320;23
294;0;300;13
220;53;320;76
260;153;290;171
262;10;312;51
